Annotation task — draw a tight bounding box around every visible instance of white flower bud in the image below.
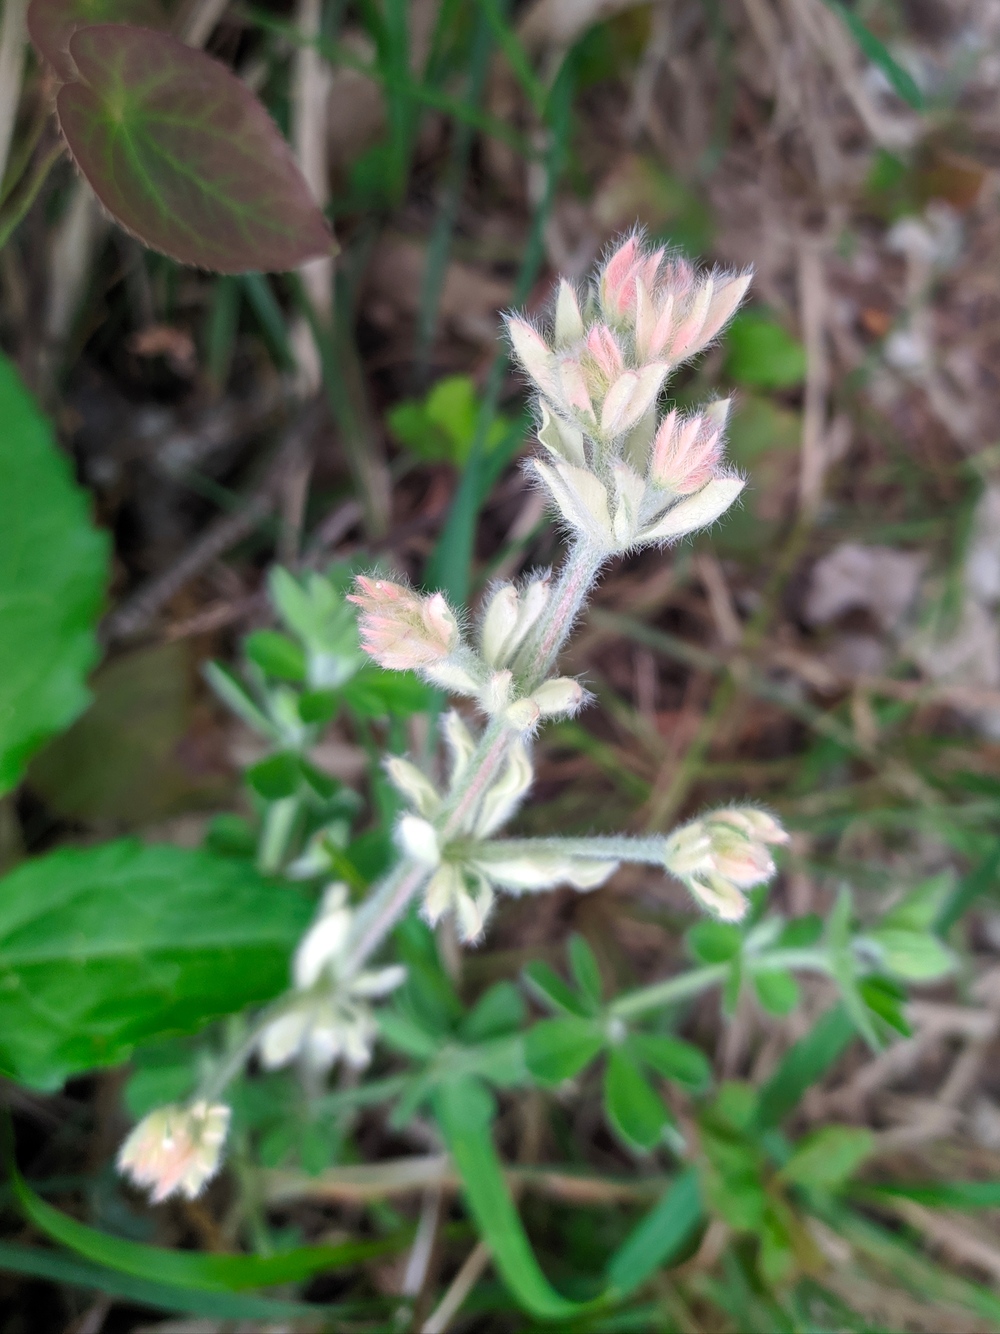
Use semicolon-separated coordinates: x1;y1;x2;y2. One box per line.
474;741;533;837
473;851;618;893
504;697;541;732
531;677;584;717
397;815;440;867
507;316;554;392
443;709;476;785
293;883;352;988
385;757;440;817
481;668;515;716
481;585;520;667
554;279;585;347
640;476;745;544
538;403;586;467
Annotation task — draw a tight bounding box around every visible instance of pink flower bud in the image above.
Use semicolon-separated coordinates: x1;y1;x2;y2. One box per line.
118;1101;230;1203
585;324;625;382
349;578;458;671
649;405;727;494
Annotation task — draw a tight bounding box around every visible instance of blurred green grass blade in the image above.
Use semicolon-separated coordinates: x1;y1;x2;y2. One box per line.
937;838;1000;933
416;5;495;375
856;1180;1000;1210
819;1201;1000;1328
822;0;924;109
477;0;548;116
754;1004;854;1132
240;273;295;371
0;1242;362;1320
435;1075;598;1319
605;1169;703;1297
13;1164;401;1292
426;57;573;603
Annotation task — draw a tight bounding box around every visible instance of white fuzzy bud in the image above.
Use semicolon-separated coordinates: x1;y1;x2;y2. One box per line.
385;757;440;817
397;815;440;867
531;677;584;717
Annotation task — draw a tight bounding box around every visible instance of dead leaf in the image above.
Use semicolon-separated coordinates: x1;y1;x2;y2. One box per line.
804;543;927;632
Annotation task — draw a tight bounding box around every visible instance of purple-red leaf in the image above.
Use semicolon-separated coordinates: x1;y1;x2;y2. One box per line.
27;0;168;81
55;25;336;274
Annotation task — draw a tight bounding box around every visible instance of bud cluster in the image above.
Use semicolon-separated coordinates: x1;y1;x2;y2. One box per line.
507;235;749;555
258;883;406;1073
662;808;790;921
118;1100;231;1204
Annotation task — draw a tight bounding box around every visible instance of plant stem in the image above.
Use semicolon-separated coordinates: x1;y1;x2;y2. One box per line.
0;0;27;191
518;541;605;688
258;796;299;874
346;859;431;971
609;964;729;1019
0;142;64;252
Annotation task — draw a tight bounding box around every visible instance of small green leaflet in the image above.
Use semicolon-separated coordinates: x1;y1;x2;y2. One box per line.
821;0;924;110
0;353;108;794
0;840;311;1089
53;25;335;273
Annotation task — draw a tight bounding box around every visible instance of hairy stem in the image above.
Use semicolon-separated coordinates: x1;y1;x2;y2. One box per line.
519;540;604;689
346;859;431;971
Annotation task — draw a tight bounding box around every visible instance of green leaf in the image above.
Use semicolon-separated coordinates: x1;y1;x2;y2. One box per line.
434;1076;592;1320
629;1033;711;1091
522;959;590;1016
0;1241;357;1322
780;1125;874;1190
55;26;334;273
0;353;107;794
524;1016;604;1085
603;1048;668;1152
246;751;301;800
245;631;306;682
723;311;807;389
12;1161;401;1292
460;982;526;1043
605;1169;703;1297
821;0;924;110
752;969;800;1016
778;914;823;949
341;668;434;719
568;933;604;1009
754;1005;855;1132
867;927;954;982
859;975;911;1036
686;920;742;964
0;841;310;1089
27;0;166;80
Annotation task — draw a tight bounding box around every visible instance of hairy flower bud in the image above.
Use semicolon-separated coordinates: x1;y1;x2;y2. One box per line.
531;677;585;717
118;1101;230;1203
649;402;730;495
349;578;458;671
663;807;788;921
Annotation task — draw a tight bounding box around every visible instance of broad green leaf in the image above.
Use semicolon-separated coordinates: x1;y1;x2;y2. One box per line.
434;1076;592;1320
867;926;954;982
247;751;301;800
780;1125;874;1190
0;840;311;1089
754;1004;855;1132
723;311;806;389
27;0;166;80
0;353;107;794
752;968;800;1016
605;1169;703;1296
778;914;823;948
56;26;334;273
603;1048;668;1151
524;1016;604;1085
341;668;434;719
686;920;741;964
859;1180;1000;1210
568;933;604;1009
245;630;306;682
629;1033;710;1091
858;976;911;1036
13;1163;401;1292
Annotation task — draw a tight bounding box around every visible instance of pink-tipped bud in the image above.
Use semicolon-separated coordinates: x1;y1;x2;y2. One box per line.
585;324;625;382
662;806;787;921
507;317;554;391
649;403;729;495
557;357;596;421
600;236;640;318
118;1101;230;1204
349;578;458;671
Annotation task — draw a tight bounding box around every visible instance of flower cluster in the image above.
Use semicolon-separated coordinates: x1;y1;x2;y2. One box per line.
662;808;790;921
118;1100;231;1204
389;713;617;941
507;235;749;555
349;575;585;727
258;883;406;1073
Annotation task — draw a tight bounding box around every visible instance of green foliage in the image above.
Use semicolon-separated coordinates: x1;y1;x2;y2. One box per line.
388;375;514;465
51;25;334;273
0;841;310;1089
603;1047;669;1151
0;353;107;795
525;1016;605;1084
724;310;807;389
780;1125;874;1190
821;0;924;110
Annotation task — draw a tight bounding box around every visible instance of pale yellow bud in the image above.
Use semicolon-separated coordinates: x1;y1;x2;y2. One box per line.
531;677;584;717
